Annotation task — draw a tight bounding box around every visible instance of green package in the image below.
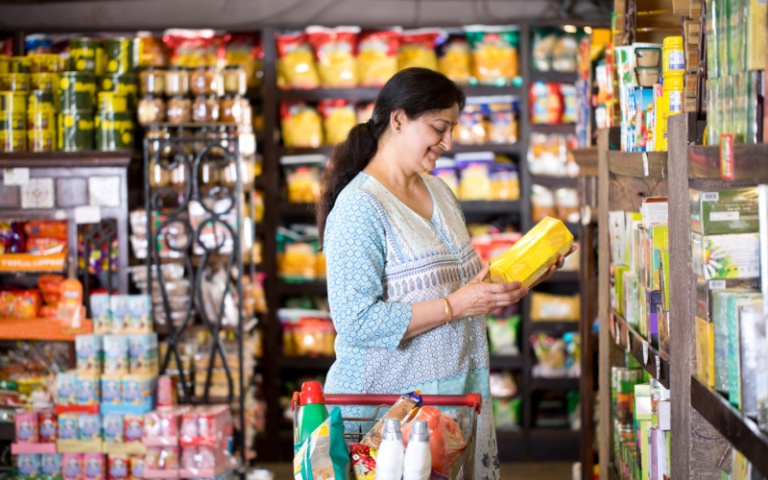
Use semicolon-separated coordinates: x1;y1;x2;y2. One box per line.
615;265;629;316
708;79;719;146
707;0;719;79
727;293;762;407
712;289;758;393
293;407;350;480
727;0;745;75
715;77;725;139
650;226;668;291
747;71;760;144
493;396;522;429
691;232;761;279
723;75;733;136
690;187;759;235
718;0;729;76
733;72;747;143
624;271;638;327
696;277;760;321
487;315;521;355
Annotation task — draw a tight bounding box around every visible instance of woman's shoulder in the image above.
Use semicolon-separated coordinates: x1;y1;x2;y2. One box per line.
328;172;384;225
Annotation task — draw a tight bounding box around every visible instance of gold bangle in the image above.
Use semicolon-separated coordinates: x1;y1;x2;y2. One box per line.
443;298;452;325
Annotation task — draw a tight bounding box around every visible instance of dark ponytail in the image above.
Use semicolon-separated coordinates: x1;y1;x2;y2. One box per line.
317;67;466;247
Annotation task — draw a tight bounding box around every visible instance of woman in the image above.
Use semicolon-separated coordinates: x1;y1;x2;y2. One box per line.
318;68;575;479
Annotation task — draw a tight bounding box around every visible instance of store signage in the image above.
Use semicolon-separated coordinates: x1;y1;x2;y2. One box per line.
74;206;101;224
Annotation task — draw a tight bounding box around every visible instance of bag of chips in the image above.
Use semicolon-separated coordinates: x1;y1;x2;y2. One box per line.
398;28;443;71
400;407;466;475
437;35;471;84
464;25;519;85
357;29;402;87
487;95;518;144
280;101;323;147
276;31;319;89
307;26;360;88
318;99;358;145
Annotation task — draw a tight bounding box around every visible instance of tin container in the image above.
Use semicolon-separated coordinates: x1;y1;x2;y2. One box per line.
30;53;63;74
10;56;31;73
59;72;96;111
129;38;143;72
69;37;99;73
28;91;55;112
0;130;26;152
82;453;105;480
0;111;25;130
58;111;95;152
99;74;138;109
28;110;57;131
28;129;55;152
61;454;83;480
0;73;29;92
38;409;58;443
95;42;105;76
105;38;133;75
96;112;133;151
662;36;685;73
31;73;58;93
97;92;128;113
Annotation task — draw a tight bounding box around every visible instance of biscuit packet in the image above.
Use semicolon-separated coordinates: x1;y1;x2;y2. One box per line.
361;391;423;449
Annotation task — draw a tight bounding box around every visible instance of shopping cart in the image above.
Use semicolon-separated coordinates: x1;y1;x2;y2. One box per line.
291;392;482;479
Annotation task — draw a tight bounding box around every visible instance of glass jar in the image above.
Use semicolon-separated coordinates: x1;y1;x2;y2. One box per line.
220;95;243;124
192;95;219;123
149;159;171;187
145;126;171;157
223;65;247;95
198;159;220;189
164;66;189;96
169;162;188;186
139;67;165;95
190;66;220;96
220;157;256;190
239;98;252;126
138;95;165;125
167;96;192;124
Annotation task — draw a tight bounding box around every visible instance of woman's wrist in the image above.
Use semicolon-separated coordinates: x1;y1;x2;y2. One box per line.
445;294;459;321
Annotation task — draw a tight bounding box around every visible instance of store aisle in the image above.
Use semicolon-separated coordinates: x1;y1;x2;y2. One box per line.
257;462;574;480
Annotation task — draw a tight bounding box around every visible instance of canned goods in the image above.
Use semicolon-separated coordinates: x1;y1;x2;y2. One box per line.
0;130;26;152
0;92;27;112
28;91;55;112
97;92;128;113
96;111;133;151
0;73;29;92
28;110;57;131
59;72;96;111
99;74;138;109
58;111;95;151
29;54;63;73
69;38;99;73
0;112;25;130
28;130;55;152
31;73;58;93
0;55;10;74
10;56;31;73
105;38;133;75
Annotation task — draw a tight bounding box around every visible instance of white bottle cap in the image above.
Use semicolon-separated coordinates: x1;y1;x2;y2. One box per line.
382;418;403;441
409;419;430;442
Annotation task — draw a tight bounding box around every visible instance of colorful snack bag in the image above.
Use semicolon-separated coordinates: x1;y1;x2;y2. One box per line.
361;391;423;449
294;408;349;480
398;28;442;71
82;453;105;480
464;25;520;85
110;295;130;334
488;97;518;144
62;454;83;480
357;29;402;87
123;415;144;443
0;289;41;319
437;35;472;84
128;456;145;480
276;31;319;89
280;101;323;147
75;335;102;375
38;274;65;305
41;454;63;480
58;414;79;441
76;375;101;405
78;414;101;440
128;333;158;375
349;443;377;480
102;414;123;444
38;409;58;443
101;375;122;405
318;99;358;145
24;220;67;238
103;335;129;375
307;26;360;88
15;409;38;443
90;293;111;334
127;295;152;334
107;455;129;480
26;237;67;255
18;454;42;479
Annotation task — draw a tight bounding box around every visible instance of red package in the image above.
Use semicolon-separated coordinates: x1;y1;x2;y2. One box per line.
349;443;376;479
38;409;58;442
162;29;225;68
0;289;41;319
24;220;67;238
306;26;359;88
357;29;402;87
401;406;466;474
39;305;57;318
38;274;64;305
26;237;67;255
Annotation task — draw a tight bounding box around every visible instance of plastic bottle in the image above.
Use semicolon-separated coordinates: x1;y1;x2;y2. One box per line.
296;381;328;443
57;257;84;326
376;418;404;480
403;419;431;480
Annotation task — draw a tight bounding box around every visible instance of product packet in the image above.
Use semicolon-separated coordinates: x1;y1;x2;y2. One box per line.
360;391;423;449
293;407;349;480
357;29;401;87
306;26;360;88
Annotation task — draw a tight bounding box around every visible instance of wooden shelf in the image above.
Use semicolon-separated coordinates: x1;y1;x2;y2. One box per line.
690;375;768;477
0;151;132;168
529;320;580;333
276;143;520;158
530;70;578;83
0;318;93;341
568;146;598;176
278;356;335;370
490;355;525;370
530;175;579;189
610;310;670;389
531;124;576;134
607;151;668;179
688;144;768;182
278;280;327;296
530;377;580;391
460;200;520;216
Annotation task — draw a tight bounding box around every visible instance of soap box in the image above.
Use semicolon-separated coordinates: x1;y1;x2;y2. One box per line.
110;295;130;335
41;453;62;480
57;414;79;441
126;295;152;334
17;454;41;480
690;188;759;235
76;374;101;405
77;413;101;441
82;453;105;480
57;372;78;406
61;453;83;480
101;375;122;405
91;294;112;335
102;414;123;444
691;232;761;279
128;334;158;375
75;335;103;376
103;335;129;376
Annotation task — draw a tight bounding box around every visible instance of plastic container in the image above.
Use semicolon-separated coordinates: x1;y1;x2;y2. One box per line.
658;72;684;151
376;418;405;480
635;47;661;67
635;66;660;86
662;36;685;73
403;419;431;480
296;381;328;444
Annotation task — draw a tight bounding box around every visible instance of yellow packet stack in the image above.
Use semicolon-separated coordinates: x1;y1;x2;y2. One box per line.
489;216;573;287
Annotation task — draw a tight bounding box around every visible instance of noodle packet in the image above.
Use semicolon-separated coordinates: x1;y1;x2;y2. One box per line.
398;28;444;71
357;29;402;87
361;391;423;449
307;26;360;88
276;31;319;89
318;99;358;145
437;35;472;84
280;101;323;147
464;25;520;85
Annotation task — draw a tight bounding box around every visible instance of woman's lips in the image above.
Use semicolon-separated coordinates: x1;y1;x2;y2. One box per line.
429;148;442;158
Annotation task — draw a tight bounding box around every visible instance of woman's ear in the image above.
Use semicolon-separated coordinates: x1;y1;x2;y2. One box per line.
390;109;405;133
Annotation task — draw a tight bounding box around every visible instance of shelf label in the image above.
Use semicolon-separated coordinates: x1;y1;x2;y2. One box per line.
720;134;734;180
74;206;101;225
626;329;631;353
709;280;726;290
54;210;68;221
642;341;649;365
615;324;620;345
642;153;650;177
655;355;661;380
4;168;29;186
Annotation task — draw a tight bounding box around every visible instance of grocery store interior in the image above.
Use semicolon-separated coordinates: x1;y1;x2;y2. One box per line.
0;0;767;479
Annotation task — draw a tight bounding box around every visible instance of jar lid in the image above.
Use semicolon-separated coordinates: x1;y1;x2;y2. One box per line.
222;94;235;100
224;65;242;70
195;65;215;70
141;94;160;99
167;65;186;71
142;66;162;72
195;94;218;100
170;95;189;100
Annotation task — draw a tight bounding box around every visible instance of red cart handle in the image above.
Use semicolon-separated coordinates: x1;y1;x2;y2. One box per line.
323;393;482;414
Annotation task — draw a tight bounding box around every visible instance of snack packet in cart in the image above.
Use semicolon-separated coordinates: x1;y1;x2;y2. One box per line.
401;407;467;475
349;443;376;479
360;391;423;449
294;407;349;480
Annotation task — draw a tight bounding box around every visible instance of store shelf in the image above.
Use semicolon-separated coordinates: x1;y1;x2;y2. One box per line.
490;355;525;370
530;175;579;188
278;356;335;370
464;85;522;96
278;87;381;102
529;428;580;461
531;124;576;134
0;253;66;273
278;146;335;157
279;280;327;296
543;270;579;283
529;320;580;333
607;151;668;179
460;200;521;216
567;146;598;176
496;429;524;461
688;144;768;182
530;377;580;391
0;318;93;341
0;151;132;168
276;142;520;158
530;70;578;83
610;310;670;389
245;88;262;100
0;422;13;441
690;375;768;477
146;122;240;129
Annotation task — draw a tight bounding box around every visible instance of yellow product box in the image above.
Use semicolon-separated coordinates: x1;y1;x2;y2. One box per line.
489;217;573;287
694;316;715;388
613;265;629;316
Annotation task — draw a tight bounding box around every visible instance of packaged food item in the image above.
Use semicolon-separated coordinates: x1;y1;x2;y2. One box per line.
431;158;459;196
103;334;129;375
317;99;357;145
689;188;759;235
531;185;556;222
128;333;158;374
453;102;487;145
166;96;191;124
437;35;471;84
490;161;519;200
76;374;101;405
530;82;563;125
102;414;123;443
281;154;325;203
0;221;25;254
110;295;130;334
128;455;145;479
57;371;77;405
293;407;349;480
122;374;153;405
361;391;423;449
455;151;493;201
400;406;466;475
82;453;105;480
127;295;152;334
18;454;41;479
531;332;581;378
123;414;144;443
357;29;401;87
493;397;522;430
62;454;83;480
41;453;63;480
164;66;189;96
189;66;220;96
276;32;319;89
530;293;580;321
527;133;574;177
138;67;164;95
555;188;579;223
487;95;518;144
489;216;573;287
306;26;360;88
398;29;442;71
560;84;577;124
487;315;521;355
137;95;164;125
691;232;760;279
551;34;578;72
38;409;58;443
107;454;130;480
349;443;377;479
222;64;247;95
0;289;41;319
26;237;66;255
192;96;218;123
464;25;519;85
78;413;102;440
225;32;263;88
531;29;559;71
15;409;38;443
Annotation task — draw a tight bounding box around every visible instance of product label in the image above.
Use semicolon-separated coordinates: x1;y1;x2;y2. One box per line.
702;192;719;202
669;50;685;70
709;280;727;290
669;91;682;113
710;211;740;221
720;134;734;180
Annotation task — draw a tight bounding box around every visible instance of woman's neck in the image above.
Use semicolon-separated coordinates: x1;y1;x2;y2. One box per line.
365;141;421;194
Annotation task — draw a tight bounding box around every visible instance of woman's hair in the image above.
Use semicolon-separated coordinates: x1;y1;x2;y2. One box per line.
317;67;466;247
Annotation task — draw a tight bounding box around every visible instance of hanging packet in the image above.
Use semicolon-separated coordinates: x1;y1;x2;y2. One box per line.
357;29;402;86
276;31;320;89
398;28;443;71
307;26;360;88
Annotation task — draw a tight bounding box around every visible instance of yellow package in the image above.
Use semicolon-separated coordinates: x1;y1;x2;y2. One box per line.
280;101;323;147
280;154;325;203
357;29;402;87
490;216;573;287
276;32;319;89
398;29;442;71
318;99;358;145
307;26;360;88
437;36;471;84
694;316;714;387
464;25;519;85
530;293;580;321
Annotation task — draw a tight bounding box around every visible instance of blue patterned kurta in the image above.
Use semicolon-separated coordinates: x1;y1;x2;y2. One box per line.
323;172;500;479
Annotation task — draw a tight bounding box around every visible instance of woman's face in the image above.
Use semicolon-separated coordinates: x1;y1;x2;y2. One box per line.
390;104;460;173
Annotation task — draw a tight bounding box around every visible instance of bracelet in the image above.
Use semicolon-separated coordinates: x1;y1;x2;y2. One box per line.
443;298;452;325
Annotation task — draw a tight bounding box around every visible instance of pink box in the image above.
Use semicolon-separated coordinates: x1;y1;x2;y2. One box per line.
11;443;57;454
83;453;106;480
62;453;83;480
179;406;230;447
145;447;179;471
15;409;38;443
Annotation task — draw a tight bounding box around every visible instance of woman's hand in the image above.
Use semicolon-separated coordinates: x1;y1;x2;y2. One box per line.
447;263;527;319
530;244;579;288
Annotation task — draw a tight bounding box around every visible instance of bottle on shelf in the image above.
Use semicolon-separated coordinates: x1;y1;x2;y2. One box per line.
296;381;329;443
57;257;84;328
377;417;405;480
403;419;431;480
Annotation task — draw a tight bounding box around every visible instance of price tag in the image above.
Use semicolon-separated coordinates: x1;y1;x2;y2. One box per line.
4;168;29;186
655;355;661;380
709;280;726;290
626;329;631;353
720;134;734;180
642;152;650;177
642;341;649;365
75;205;101;225
54;210;68;220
